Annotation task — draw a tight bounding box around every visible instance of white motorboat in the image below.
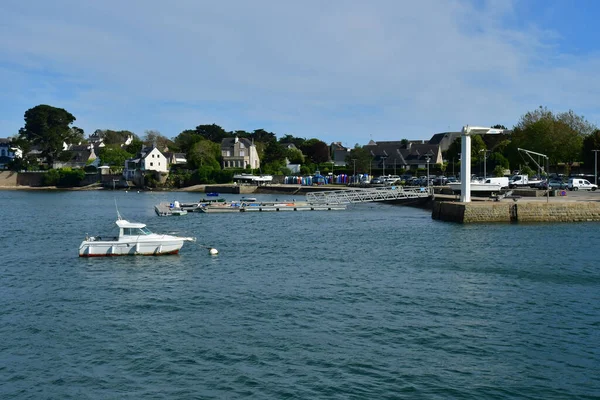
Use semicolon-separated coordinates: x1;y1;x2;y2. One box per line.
448;177;508;193
447;182;503;193
79;214;195;257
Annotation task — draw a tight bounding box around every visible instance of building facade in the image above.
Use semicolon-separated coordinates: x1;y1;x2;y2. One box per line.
0;138;16;169
221;137;260;170
123;146;168;181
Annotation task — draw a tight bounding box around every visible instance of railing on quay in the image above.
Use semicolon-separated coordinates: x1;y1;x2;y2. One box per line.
305;186;434;204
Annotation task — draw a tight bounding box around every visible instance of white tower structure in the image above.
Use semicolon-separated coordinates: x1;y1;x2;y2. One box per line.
460;126;506;202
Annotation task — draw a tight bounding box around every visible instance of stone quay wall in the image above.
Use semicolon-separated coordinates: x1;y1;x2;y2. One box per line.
432;201;600;223
0;171;18;186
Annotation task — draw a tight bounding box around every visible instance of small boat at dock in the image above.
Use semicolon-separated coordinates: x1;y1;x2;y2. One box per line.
154;201;188;216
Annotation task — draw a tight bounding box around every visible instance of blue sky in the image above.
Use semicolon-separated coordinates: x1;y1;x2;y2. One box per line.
1;0;599;146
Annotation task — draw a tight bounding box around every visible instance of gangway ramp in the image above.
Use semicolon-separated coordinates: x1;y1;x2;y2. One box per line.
306;186;433;204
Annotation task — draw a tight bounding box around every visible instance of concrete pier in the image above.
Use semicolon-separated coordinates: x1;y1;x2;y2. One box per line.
432;192;600;223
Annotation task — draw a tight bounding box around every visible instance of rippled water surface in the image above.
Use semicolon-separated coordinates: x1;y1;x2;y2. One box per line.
1;190;599;399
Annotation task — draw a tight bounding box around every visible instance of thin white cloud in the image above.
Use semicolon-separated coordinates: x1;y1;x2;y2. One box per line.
0;0;598;143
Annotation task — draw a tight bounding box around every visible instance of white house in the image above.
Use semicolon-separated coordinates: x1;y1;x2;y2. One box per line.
123;146;168;181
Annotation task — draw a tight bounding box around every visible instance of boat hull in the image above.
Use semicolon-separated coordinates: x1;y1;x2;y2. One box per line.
78;238;186;257
447;182;502;192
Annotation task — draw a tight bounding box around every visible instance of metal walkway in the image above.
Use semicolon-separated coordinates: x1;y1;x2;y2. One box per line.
305;186;434;204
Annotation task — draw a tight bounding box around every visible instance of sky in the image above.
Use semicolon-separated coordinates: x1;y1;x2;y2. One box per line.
1;0;600;146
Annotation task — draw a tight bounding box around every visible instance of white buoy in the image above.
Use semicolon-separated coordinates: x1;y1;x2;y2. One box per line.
209;248;219;255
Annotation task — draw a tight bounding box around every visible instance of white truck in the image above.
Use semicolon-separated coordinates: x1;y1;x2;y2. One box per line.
508;174;543;189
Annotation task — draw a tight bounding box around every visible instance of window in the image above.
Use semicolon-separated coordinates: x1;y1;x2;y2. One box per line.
123;227;151;236
240;143;245;149
150;162;154;167
239;150;245;157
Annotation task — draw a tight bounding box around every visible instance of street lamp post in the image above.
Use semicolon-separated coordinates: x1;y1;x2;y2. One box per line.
382;156;387;177
352;158;357;184
426;156;431;187
479;149;489;179
593;150;599;186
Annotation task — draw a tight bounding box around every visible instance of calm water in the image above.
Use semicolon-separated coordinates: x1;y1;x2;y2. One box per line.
1;190;599;399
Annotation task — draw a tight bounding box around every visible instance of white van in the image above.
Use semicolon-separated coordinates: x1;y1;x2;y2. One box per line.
484;177;509;189
567;178;598;191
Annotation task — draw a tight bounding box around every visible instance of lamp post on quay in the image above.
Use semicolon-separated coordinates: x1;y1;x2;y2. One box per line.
593;150;599;186
382;156;387;177
426;156;431;187
479;149;489;179
352;158;357;184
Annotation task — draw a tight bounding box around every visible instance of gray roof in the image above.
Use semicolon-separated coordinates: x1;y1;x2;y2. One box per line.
221;137;253;149
364;141;439;166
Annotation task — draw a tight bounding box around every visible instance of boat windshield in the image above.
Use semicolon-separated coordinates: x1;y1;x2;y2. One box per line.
123;227;153;236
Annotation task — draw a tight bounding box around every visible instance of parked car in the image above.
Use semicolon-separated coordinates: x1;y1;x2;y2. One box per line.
382;175;401;185
548;179;568;189
433;176;448;186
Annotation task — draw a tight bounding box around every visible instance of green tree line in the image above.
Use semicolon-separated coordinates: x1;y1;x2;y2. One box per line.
7;104;600;186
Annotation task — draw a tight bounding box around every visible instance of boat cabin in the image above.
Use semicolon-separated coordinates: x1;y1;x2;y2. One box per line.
116;220;153;237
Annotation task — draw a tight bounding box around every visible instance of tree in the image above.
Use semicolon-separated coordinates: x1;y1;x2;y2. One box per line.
510;107;593;169
98;145;133;167
346;145;372;173
262;141;286;164
285;147;304;164
250;129;276;144
445;135;486;169
125;138;143;155
279;134;306;149
300;139;329;164
186;140;220;170
143;130;174;151
94;129;137;145
194;124;228;142
582;129;600;170
493;165;506;177
173;129;204;156
18;105;81;167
